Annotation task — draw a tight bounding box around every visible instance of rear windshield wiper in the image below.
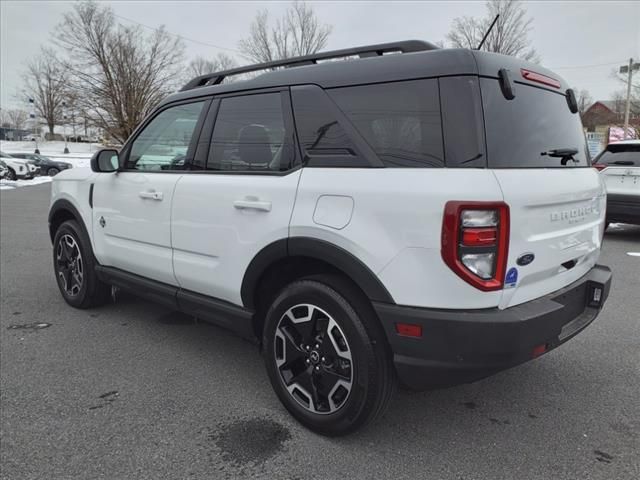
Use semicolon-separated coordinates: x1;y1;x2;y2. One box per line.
541;148;579;165
612;160;634;166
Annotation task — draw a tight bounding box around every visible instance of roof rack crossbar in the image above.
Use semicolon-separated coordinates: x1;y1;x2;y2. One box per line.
180;40;438;92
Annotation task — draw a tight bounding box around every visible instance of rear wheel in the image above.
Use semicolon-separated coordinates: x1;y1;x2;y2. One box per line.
6;168;16;181
47;167;60;176
53;220;110;308
263;275;395;436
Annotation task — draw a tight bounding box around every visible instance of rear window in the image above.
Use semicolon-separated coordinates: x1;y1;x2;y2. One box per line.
328;79;444;168
480;78;589;168
593;143;640;166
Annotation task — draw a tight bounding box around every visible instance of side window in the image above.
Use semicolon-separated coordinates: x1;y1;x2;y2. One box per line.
291;85;370;167
126;101;206;171
207;93;292;172
328;79;444;167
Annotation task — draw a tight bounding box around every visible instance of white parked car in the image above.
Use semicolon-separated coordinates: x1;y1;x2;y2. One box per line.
0;151;33;180
48;41;612;435
593;139;640;226
0;160;8;179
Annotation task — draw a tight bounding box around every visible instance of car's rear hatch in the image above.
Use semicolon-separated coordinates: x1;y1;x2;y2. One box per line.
475;54;606;308
593;142;640;196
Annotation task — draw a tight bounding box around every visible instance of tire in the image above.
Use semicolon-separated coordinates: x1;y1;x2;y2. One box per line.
263;274;396;436
6;168;17;181
47;167;60;176
52;220;110;309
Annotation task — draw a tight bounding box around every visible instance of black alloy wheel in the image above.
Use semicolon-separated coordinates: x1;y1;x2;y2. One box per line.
56;233;84;297
274;303;354;414
263;275;396;436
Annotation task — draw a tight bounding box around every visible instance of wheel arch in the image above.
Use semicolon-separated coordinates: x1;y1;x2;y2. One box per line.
242;237;395;337
48;199;89;244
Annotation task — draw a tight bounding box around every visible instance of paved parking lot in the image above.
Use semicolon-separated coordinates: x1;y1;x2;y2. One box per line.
1;184;639;480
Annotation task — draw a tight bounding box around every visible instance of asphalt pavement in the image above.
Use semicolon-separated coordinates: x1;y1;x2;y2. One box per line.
1;184;639;480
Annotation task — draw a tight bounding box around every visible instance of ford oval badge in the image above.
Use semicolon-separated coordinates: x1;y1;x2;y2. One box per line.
517;253;535;266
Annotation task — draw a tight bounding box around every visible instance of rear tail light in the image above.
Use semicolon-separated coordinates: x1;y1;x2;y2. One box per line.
593;163;606;171
441;202;510;291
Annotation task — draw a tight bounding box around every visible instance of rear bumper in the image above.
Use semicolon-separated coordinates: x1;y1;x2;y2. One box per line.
606;193;640;225
374;264;612;390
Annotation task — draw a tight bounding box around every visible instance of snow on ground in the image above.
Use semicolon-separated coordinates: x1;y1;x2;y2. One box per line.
0;176;53;190
1;140;104;190
1;140;103;168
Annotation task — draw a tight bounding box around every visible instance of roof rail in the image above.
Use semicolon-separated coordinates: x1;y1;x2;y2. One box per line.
180;40;438;92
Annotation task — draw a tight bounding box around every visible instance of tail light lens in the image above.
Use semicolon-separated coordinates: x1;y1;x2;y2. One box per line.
441;202;510;291
593;163;606;171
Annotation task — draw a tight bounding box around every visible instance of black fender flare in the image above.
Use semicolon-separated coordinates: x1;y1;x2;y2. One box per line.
48;199;89;243
240;237;395;309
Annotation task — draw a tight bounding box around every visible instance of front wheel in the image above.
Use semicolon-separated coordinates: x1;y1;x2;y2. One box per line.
53;220;110;308
48;167;60;176
263;275;395;436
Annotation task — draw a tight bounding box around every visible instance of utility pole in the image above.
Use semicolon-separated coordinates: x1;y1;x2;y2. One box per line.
620;58;640;139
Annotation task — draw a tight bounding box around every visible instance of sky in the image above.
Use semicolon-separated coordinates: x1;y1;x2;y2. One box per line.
1;0;639;111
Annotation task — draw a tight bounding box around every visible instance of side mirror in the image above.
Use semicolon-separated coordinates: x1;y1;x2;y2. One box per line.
90;149;119;173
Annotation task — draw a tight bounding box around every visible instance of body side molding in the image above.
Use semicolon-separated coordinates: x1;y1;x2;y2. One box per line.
95;266;256;340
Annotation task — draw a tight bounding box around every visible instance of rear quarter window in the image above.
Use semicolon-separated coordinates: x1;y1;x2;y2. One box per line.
480;78;589;168
291;85;370;168
328;79;444;168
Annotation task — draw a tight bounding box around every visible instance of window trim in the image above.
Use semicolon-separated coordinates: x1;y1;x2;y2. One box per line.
119;96;213;173
191;86;302;176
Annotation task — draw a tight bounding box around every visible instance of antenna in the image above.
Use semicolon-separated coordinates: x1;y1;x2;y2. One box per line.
477;14;499;51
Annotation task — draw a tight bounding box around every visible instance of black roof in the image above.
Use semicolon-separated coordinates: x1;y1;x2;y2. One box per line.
163;41;569;107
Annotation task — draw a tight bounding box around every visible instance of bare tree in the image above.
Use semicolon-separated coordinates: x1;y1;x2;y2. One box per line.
447;0;539;62
574;88;593;116
54;1;185;143
23;49;68;135
188;53;237;77
5;109;29;131
0;110;9;128
239;1;332;63
611;67;640;116
61;90;85;139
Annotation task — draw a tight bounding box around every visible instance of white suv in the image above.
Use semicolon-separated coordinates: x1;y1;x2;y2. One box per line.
48;41;612;435
593;140;640;226
0;151;34;180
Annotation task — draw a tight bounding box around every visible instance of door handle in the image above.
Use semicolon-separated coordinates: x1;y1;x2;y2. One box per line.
139;190;163;201
233;198;272;212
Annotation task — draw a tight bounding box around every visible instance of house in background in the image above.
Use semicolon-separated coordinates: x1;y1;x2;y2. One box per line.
582;100;640;133
581;100;639;155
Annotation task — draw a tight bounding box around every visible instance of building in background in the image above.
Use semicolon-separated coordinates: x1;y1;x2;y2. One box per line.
582;100;639;155
0;127;33;141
